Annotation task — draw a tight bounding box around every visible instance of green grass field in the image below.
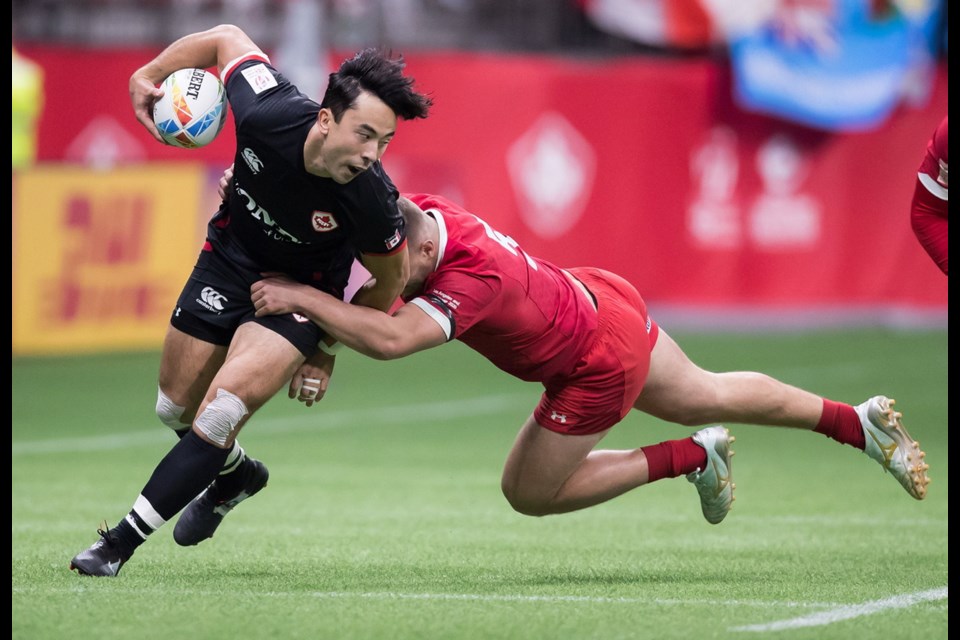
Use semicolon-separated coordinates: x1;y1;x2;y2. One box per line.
12;328;948;639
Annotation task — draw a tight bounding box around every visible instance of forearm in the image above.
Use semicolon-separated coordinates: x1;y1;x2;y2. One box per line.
349;276;402;314
350;251;409;313
295;291;408;360
133;24;242;84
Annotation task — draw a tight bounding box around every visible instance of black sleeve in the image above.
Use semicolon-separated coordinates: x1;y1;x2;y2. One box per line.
224;58;311;132
345;163;408;256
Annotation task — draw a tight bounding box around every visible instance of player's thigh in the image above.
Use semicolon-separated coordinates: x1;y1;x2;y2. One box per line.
632;328;718;420
502;414;607;501
158;324;228;416
203;321;306;415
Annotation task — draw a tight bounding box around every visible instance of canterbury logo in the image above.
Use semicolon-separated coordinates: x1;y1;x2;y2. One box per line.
242;147;263;174
198;286;228;312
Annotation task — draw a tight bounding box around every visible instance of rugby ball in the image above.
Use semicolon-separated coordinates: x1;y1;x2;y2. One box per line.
153;68;227;148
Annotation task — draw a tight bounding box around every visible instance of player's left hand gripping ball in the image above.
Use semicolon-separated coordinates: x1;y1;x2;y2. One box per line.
153;68;228;148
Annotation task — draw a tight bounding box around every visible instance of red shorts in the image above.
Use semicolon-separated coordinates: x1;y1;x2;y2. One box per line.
533;267;659;436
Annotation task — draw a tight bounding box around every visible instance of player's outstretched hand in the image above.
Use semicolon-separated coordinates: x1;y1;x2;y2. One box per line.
128;72;166;144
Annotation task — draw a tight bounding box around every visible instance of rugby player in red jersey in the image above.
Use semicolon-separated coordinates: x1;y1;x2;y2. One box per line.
250;193;930;521
70;25;432;577
910;115;947;275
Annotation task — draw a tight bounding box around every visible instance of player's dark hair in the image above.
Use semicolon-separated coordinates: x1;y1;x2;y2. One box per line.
321;48;432;122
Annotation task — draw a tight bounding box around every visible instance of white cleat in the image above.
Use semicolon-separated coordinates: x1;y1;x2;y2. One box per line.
687;426;736;524
856;396;930;500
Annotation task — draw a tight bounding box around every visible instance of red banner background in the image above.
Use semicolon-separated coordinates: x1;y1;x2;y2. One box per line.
18;46;947;326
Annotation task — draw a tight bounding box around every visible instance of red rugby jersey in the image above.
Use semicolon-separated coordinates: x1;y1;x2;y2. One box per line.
911;116;948;274
403;193;598;383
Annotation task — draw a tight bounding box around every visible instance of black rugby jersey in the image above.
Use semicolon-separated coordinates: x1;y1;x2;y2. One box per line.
211;53;406;298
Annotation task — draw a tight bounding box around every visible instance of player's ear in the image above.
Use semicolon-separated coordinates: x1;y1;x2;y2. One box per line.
316;108;332;134
420;238;437;263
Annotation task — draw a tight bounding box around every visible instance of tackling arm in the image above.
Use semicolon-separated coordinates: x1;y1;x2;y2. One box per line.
312;249;411;353
350;250;410;312
251;276;446;360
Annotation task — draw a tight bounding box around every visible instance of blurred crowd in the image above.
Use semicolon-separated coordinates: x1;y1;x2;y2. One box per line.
12;0;947;56
11;0;947;168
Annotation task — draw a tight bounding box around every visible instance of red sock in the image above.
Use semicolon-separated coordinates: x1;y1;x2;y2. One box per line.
814;399;866;450
641;438;707;483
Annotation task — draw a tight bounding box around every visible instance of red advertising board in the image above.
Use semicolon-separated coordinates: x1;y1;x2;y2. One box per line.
17;46;947;328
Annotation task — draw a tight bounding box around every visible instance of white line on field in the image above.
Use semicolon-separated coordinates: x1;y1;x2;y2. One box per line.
13;584;947;620
11;393;534;456
730;587;947;632
10;585;837;608
303;591;834;608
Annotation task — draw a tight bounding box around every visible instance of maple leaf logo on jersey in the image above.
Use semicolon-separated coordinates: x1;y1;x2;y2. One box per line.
312;211;338;232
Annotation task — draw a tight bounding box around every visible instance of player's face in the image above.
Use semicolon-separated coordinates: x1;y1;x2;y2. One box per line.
315;91;398;184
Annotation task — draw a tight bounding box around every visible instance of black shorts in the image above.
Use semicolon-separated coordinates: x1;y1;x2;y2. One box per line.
169;248;332;358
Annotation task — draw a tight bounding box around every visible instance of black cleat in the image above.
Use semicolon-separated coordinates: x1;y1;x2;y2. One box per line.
173;459;269;546
70;524;133;577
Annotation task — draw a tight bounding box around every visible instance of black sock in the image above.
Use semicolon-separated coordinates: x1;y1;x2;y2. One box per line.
212;456;256;500
110;516;148;553
140;430;230;521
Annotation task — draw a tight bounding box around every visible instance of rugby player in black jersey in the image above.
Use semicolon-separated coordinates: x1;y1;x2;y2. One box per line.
70;24;432;576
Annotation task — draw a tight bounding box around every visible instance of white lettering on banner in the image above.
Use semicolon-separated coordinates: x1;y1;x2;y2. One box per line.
685;129;821;249
687;126;742;249
749;134;820;248
507;112;595;240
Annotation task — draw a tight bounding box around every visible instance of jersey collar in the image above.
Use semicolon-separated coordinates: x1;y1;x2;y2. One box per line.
424;208;448;271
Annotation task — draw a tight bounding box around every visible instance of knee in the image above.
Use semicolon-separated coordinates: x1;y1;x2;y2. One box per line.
500;480;551;518
195;388;249;447
156;387;191;432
